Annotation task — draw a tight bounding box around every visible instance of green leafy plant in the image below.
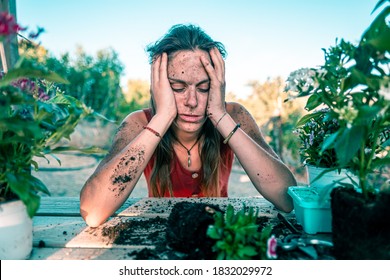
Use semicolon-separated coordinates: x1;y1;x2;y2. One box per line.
0;12;106;217
285;0;390;198
294;108;341;168
207;205;273;260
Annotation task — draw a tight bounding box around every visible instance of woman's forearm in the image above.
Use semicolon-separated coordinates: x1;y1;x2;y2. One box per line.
217;114;296;212
80;114;172;227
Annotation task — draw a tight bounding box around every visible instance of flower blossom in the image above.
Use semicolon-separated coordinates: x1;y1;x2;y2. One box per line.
266;235;278;259
285;68;322;100
309;131;315;146
12;78;50;100
333;101;358;128
0;12;23;36
378;84;390;101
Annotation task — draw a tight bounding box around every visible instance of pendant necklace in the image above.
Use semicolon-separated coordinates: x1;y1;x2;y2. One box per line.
174;135;201;168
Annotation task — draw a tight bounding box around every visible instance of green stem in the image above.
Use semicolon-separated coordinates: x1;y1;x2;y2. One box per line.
361;119;382;199
359;142;367;198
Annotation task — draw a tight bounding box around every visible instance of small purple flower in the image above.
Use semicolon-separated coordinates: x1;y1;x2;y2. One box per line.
12;78;36;93
309;131;314;146
38;88;50;100
266;235;278;259
11;78;51;100
304;139;309;149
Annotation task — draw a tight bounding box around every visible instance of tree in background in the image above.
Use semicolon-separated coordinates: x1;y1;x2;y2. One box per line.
121;79;150;115
228;77;307;180
20;43;126;121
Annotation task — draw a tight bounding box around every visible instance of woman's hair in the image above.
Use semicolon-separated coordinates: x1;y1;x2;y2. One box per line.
146;23;226;63
145;24;228;197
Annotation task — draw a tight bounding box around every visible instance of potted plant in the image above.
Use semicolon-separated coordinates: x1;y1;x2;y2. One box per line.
292;105;356;189
286;0;390;259
285;77;357;234
0;12;103;259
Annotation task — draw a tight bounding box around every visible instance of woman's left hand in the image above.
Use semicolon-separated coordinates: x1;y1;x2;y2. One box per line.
200;48;227;125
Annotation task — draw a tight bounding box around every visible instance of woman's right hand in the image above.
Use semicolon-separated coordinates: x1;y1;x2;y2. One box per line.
151;53;177;122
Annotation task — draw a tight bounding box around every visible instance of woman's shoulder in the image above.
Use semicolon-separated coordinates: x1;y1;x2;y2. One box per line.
121;108;151;125
226;101;244;112
225;101;251;120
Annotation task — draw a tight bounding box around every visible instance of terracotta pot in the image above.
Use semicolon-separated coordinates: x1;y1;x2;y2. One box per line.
330;187;390;260
0;200;33;260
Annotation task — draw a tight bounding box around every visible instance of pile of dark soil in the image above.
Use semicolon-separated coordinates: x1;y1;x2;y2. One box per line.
100;201;333;260
331;187;390;259
166;201;223;259
101;216;182;260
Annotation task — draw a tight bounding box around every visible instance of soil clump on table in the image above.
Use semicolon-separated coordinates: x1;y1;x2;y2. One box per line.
101;201;333;260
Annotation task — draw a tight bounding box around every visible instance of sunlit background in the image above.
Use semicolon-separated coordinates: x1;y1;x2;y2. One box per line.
11;0;381;195
17;0;377;97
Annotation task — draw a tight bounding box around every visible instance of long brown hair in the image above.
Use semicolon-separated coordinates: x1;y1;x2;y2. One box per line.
146;24;228;197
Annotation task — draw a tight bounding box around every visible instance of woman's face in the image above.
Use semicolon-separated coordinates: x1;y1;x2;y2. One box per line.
167;49;211;133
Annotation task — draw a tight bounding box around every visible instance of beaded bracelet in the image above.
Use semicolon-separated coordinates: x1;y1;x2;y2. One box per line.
143;126;162;139
223;123;241;144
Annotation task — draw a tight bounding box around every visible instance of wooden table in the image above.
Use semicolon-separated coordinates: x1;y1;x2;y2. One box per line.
30;196;333;260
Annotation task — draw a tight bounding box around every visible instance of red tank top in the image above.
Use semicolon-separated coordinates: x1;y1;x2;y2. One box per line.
142;108;234;197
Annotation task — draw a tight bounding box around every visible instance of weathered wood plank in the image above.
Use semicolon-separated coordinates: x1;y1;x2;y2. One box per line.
33;197;281;249
33;216;167;249
37;196;142;216
119;197;278;217
29;247;143;260
37;196;279;218
32;197;297;260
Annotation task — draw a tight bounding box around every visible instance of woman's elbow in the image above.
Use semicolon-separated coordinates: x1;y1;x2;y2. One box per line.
80;194;107;227
80;206;107;228
278;201;294;213
278;188;294;213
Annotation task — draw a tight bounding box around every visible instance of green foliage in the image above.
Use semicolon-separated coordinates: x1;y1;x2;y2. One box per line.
295;109;340;168
118;79;151;120
207;205;273;260
0;70;102;217
20;43;126;121
1;28;107;217
285;0;390;198
230;77;306;175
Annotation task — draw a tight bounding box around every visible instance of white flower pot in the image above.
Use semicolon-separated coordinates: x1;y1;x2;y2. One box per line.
306;165;357;191
0;200;33;260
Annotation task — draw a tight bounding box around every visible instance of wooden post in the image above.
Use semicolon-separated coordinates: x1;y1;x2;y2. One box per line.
0;0;19;72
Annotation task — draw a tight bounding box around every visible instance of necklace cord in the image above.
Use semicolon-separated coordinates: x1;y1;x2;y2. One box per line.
173;134;202;167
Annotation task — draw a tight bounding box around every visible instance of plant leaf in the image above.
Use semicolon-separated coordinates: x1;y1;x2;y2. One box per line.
305;94;322;111
334;126;365;165
296;111;324;127
0;67;69;87
50;145;107;155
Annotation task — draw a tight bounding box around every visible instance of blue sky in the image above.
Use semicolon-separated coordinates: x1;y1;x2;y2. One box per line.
16;0;379;97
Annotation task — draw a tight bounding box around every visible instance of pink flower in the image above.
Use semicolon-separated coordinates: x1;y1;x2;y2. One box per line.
37;88;50;101
0;12;23;36
11;78;50;100
12;78;36;93
266;235;278;259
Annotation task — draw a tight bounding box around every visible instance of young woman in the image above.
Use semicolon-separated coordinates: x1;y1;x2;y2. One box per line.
80;24;296;227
